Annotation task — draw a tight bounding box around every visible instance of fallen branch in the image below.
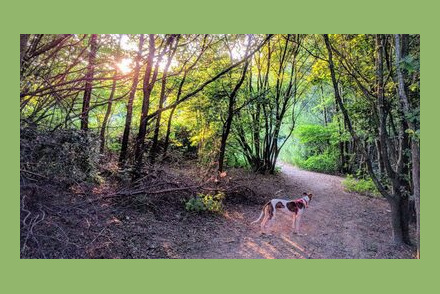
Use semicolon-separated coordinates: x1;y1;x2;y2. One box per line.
99;181;257;202
20;169;48;179
102;185;201;199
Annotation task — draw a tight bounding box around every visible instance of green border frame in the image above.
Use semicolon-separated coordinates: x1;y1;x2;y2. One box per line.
2;0;436;293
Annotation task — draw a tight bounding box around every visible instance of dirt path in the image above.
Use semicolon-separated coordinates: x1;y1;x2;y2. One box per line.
176;163;414;259
21;162;415;259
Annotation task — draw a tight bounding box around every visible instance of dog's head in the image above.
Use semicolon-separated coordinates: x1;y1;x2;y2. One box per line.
303;192;313;202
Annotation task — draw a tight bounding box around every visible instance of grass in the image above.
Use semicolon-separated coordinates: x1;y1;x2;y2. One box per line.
342;174;381;197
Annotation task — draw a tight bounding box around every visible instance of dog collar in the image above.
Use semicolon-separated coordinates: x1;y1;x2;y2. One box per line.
302;196;309;208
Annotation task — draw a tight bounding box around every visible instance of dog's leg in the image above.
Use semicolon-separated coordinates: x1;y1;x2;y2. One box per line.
294;214;307;236
295;215;301;234
292;214;297;234
261;204;274;233
261;213;268;231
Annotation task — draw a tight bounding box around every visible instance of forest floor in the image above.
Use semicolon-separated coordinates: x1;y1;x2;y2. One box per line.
20;162;416;259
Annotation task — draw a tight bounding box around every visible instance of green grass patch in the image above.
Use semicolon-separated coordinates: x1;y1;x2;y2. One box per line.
342;174;381;197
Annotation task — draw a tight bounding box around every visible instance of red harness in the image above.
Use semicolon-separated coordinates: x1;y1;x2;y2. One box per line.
298;198;309;208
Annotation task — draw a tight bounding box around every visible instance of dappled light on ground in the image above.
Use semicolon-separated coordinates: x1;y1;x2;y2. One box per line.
20;163;416;259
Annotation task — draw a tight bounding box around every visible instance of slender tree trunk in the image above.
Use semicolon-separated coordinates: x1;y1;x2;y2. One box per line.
119;34;145;166
163;72;187;158
134;34;171;171
376;34;411;245
395;34;420;256
218;61;249;173
162;105;177;158
334;98;346;173
100;75;117;153
150;35;179;163
218;37;251;173
80;34;98;132
100;34;122;154
20;34;30;77
375;139;385;175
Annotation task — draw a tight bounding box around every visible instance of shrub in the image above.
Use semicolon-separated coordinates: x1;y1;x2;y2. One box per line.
225;151;249;169
342;174;381;197
280;124;340;174
185;192;225;213
299;151;339;174
20;126;100;185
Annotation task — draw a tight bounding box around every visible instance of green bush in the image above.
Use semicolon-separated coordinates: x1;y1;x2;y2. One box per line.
300;152;339;173
279;124;340;174
185;192;225;213
342;175;381;197
226;151;249;168
20;126;100;185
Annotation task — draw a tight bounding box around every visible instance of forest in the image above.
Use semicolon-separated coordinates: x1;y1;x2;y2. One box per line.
20;34;420;259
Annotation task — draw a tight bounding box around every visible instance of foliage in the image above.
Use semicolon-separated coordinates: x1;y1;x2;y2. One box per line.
288;124;340;173
300;151;339;173
342;175;381;197
185;192;225;213
225;149;249;168
20;126;100;185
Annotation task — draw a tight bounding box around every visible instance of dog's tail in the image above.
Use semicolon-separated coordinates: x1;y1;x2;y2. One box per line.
251;203;268;224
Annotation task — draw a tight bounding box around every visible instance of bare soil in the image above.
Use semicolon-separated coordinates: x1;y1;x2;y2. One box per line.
20;162;416;259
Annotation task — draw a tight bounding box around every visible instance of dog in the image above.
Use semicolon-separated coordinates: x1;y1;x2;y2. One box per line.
251;192;313;235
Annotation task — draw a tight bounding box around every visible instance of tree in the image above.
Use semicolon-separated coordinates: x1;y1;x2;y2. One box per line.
217;35;251;173
119;34;145;166
150;35;180;163
234;34;309;174
100;34;122;154
394;34;420;255
133;34;173;172
80;34;98;131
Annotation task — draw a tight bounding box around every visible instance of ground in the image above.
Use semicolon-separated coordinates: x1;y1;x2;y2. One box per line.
20;162;416;259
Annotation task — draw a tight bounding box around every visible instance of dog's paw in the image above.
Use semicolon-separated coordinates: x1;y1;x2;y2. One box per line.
293;232;307;236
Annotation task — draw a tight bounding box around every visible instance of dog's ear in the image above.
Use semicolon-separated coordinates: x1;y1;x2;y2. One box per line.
303;192;307;196
308;193;313;200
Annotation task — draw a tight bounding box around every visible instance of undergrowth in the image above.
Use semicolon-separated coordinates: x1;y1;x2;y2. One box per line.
185;192;225;213
342;174;381;197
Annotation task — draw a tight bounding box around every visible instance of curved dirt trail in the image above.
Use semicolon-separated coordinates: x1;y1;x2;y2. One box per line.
21;162;415;259
188;163;413;259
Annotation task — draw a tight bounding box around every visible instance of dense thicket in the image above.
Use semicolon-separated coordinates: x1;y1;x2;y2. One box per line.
20;34;420;247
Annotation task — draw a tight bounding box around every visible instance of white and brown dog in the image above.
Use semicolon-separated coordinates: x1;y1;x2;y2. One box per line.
251;192;313;235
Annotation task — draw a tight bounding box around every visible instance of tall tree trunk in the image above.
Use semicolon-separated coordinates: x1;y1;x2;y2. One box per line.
100;34;122;154
134;35;171;172
20;34;30;77
218;36;251;173
119;34;145;166
150;35;179;163
100;74;117;153
162;105;177;158
375;139;385;175
80;34;98;132
375;34;411;245
163;72;187;158
334;95;346;173
218;60;249;173
395;34;420;256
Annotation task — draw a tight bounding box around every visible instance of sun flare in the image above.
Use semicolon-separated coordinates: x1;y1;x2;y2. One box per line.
117;58;132;74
